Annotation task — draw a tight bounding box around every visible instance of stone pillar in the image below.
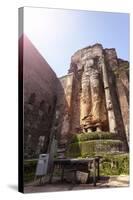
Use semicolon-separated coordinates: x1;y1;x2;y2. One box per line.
100;56;116;133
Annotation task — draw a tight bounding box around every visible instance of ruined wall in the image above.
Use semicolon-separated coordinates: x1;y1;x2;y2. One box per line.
114;59;129;141
21;36;129;157
104;49;129;148
55;73;74;145
22;35;58;158
61;44;129;150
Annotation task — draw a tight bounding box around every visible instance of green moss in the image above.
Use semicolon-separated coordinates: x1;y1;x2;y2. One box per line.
67;131;129;176
66;140;123;158
71;132;119;143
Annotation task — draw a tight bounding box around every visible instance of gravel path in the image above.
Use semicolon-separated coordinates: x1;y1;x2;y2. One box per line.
24;175;129;193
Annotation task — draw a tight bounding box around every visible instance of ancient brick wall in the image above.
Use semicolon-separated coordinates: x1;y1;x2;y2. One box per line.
55;73;74;145
104;49;129;149
66;44;129;151
21;35;58;158
115;59;129;141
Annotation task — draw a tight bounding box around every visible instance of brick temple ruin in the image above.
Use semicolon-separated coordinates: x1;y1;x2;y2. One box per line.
20;35;129;159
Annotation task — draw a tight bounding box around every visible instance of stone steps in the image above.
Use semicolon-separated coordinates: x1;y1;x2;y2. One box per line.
56;143;67;159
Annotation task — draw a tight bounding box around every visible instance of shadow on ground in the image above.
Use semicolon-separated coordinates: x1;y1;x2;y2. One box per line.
8;184;18;191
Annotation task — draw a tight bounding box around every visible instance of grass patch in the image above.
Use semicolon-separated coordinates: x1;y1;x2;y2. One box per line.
24;159;37;183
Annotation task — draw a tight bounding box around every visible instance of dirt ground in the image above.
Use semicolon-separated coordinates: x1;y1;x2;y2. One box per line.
24;175;129;193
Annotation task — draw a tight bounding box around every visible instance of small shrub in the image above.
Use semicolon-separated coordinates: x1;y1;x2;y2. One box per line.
100;154;129;176
24;159;37;183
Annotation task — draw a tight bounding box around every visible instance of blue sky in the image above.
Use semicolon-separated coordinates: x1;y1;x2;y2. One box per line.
24;7;129;77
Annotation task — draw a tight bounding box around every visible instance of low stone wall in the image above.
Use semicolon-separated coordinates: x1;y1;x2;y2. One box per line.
66;140;124;158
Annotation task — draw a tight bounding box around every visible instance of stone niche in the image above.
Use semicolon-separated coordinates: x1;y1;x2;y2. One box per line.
67;44;109;134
